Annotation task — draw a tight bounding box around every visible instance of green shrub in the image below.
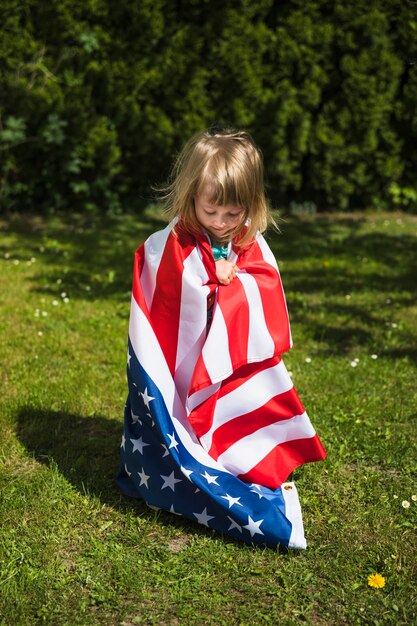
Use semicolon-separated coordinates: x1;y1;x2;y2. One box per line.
0;0;416;213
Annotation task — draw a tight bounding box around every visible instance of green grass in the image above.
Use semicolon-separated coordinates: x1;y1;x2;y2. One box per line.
0;210;416;626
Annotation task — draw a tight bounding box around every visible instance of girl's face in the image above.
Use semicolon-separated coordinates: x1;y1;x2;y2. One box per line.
194;187;244;241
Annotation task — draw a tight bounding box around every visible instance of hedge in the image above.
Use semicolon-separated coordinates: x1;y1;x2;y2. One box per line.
1;0;416;213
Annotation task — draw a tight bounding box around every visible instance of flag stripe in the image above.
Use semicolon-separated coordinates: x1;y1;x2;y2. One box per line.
201;306;233;382
238;435;326;489
217;413;316;476
256;236;293;348
207;387;306;459
199;359;293;448
141;222;174;310
236;271;275;360
174;249;210;404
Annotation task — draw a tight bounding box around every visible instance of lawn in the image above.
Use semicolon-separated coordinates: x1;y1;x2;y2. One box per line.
0;210;416;625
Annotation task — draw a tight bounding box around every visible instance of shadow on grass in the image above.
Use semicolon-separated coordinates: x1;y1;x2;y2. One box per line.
0;211;164;301
3;211;416;359
15;405;289;551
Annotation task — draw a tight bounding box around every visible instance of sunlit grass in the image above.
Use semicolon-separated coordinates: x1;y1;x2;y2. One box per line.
0;210;416;625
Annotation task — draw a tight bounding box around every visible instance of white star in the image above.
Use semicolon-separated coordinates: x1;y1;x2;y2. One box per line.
181;466;193;480
131;409;141;424
193;507;215;527
130;436;150;454
138;467;150;488
160;471;182;492
201;471;219;485
243;515;264;537
124;463;131;477
227;516;242;532
127;350;132;367
161;444;169;458
170;504;181;516
140;387;155;409
167;432;179;451
221;494;243;509
250;484;265;499
120;433;126;450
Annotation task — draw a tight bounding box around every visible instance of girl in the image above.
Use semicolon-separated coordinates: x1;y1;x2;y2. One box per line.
117;128;326;549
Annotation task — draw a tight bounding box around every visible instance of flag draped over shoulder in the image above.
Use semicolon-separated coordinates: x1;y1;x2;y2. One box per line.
116;219;326;548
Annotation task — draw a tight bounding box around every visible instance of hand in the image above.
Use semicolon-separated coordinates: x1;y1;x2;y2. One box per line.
215;259;238;285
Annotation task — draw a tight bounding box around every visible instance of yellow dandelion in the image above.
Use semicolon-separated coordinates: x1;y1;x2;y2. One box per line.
367;573;386;589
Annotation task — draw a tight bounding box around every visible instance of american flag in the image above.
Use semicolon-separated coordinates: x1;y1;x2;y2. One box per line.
116;220;326;548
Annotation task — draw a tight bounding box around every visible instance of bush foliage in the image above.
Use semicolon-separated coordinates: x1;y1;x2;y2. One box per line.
1;0;417;213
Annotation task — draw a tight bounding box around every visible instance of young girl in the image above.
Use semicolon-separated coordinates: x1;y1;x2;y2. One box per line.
117;128;326;549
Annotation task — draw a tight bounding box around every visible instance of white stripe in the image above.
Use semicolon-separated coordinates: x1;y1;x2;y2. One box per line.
174;248;210;404
257;235;293;348
187;381;221;413
202;306;233;383
217;412;316;475
281;482;307;549
257;234;278;269
200;359;293;450
141;221;176;311
238;272;275;361
129;296;228;473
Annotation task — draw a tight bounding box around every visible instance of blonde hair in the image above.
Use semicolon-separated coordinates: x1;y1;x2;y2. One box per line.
161;127;274;247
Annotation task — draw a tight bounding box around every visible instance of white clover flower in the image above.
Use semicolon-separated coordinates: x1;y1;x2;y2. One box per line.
412;495;417;502
63;297;69;303
354;358;359;363
85;285;91;291
38;331;43;336
39;246;45;252
305;357;312;363
56;278;62;284
288;371;293;377
345;294;351;300
42;311;48;317
34;310;40;317
402;500;410;509
386;298;391;304
13;259;19;265
391;323;398;328
30;257;36;263
4;253;10;259
371;354;378;359
393;494;398;499
60;292;67;298
52;300;59;306
350;361;358;367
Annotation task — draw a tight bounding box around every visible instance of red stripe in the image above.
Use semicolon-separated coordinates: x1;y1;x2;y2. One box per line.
240;240;291;355
217;356;281;399
216;277;250;366
188;357;281;436
188;390;218;439
238;435;327;489
149;232;194;377
208;387;304;459
131;245;152;322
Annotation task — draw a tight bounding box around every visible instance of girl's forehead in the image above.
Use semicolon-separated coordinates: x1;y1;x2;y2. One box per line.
196;183;216;201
